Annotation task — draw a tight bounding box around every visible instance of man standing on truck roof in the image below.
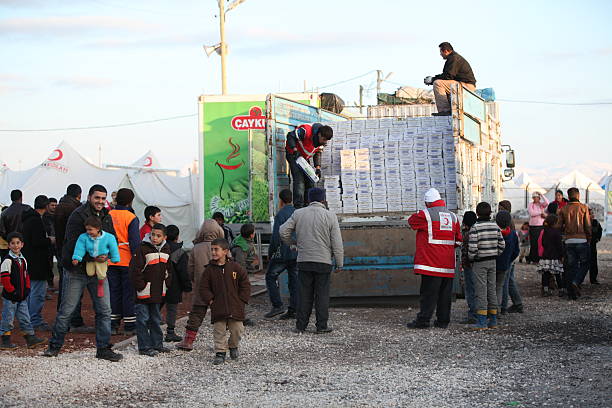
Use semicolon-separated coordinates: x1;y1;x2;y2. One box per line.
285;123;333;208
424;42;476;116
406;188;462;329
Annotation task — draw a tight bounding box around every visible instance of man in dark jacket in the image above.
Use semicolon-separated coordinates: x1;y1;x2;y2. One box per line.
53;184;83;322
424;42;476;115
264;189;299;320
0;190;31;240
587;210;602;285
43;197;57;288
212;212;234;244
44;184;122;362
22;195;53;331
164;225;192;342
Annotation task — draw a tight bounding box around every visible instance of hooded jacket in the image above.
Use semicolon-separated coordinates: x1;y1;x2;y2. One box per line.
231;234;257;273
54;194;81;253
269;204;298;262
189;219;224;306
21;208;52;281
72;230;120;263
165;241;192;304
408;199;462;277
200;259;251;323
129;235;172;304
496;227;520;272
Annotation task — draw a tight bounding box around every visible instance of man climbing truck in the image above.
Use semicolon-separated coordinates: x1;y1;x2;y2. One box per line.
424;42;477;116
285;123;333;208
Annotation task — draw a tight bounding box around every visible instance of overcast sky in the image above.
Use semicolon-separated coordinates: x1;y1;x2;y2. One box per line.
0;0;611;177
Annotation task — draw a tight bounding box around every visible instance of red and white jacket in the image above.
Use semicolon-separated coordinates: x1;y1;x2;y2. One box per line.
408;200;462;278
285;123;324;162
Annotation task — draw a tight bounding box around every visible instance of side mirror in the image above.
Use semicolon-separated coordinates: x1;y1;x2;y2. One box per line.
506;150;516;168
504;168;515;179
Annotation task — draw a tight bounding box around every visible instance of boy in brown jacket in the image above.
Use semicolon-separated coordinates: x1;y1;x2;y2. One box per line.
202;238;251;365
129;224;173;356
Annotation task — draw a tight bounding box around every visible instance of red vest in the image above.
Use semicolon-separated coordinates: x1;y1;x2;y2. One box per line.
286;124;323;160
408;200;462;277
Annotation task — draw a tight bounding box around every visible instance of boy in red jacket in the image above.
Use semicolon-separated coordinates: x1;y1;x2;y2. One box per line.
201;238;251;365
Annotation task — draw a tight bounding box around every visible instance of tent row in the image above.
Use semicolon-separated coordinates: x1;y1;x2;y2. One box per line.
0;141;199;245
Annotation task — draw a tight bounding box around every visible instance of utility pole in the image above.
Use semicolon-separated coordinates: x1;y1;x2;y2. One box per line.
359;85;364;114
218;0;228;95
376;70;382;97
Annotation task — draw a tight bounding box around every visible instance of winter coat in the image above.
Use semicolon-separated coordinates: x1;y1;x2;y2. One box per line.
200;259;251;323
279;201;344;268
285;123;325;167
129;237;172;304
556;200;592;242
433;51;476;85
42;213;55;237
21;208;52;281
269;204;298;262
72;231;120;263
189;219;224;306
54;195;81;253
408;200;462;277
468;218;505;262
496;228;520;272
1;252;30;302
61;203;116;274
0;202;31;240
109;205;140;267
165;241;192;304
461;225;472;270
591;219;602;247
540;227;563;261
231;235;257;273
528;196;549;227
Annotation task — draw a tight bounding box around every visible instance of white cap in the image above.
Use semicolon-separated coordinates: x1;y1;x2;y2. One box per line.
424;188;441;203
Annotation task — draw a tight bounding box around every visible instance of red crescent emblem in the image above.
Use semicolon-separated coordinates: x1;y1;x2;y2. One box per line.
143;157;152;167
48;149;63;161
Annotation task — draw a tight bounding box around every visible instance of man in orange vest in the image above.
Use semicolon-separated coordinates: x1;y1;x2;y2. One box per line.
108;188;141;334
285;123;333;208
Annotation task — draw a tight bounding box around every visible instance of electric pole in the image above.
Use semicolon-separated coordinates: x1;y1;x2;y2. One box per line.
218;0;228;95
359;85;364;114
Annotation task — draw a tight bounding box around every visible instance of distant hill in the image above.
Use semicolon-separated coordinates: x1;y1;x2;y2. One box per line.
516;161;612;187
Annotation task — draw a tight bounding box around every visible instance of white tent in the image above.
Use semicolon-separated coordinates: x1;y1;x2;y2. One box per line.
132;150;162;169
544;170;605;207
502;172;546;211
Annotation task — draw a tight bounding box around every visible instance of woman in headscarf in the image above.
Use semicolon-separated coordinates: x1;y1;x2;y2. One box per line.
176;219;224;350
527;192;549;263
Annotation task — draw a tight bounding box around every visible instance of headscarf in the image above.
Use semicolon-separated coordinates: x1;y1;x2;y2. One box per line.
193;219;224;245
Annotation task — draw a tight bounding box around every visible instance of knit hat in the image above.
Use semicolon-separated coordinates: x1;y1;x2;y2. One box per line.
463;211;477;228
495;210;512;229
308;188;326;203
423;188;441;203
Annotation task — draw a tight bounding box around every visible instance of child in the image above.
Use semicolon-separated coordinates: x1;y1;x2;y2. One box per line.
0;232;46;349
163;225;192;342
72;216;120;298
495;211;520;321
231;224;259;274
460;211;478;324
468;202;505;330
537;214;564;297
202;238;251;365
129;223;173;357
140;206;162;240
518;222;530;263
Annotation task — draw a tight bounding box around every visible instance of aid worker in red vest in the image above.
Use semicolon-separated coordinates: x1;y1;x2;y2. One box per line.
108;188;141;335
406;188;462;329
285;123;333;208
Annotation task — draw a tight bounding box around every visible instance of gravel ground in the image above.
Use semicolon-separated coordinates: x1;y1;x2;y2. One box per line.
1;238;610;408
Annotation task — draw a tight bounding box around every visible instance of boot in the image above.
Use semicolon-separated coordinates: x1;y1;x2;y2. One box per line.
165;329;182;342
0;334;17;350
471;311;488;331
176;329;197;351
24;334;46;349
213;352;226;365
487;310;498;329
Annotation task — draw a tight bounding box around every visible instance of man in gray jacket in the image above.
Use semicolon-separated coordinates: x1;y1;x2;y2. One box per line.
280;188;343;334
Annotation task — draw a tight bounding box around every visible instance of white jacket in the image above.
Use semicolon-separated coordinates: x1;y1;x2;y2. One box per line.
279;202;344;268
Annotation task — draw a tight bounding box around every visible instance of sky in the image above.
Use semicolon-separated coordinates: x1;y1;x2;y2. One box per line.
0;0;611;182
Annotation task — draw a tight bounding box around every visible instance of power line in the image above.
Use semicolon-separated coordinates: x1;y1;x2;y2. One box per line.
317;71;376;90
497;99;612;106
0;113;197;132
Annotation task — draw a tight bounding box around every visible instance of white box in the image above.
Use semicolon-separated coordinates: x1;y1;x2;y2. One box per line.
351;120;366;131
365;119;379;129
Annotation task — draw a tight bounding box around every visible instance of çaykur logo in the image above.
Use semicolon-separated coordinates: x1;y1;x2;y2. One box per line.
42;148;69;174
231;106;265;130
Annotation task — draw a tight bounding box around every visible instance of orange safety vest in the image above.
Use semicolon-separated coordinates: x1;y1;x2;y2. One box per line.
109;209;137;267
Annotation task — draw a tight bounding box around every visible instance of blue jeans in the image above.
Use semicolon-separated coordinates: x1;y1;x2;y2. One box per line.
1;298;34;335
27;280;47;327
463;267;476;319
135;303;163;352
565;243;590;286
266;259;299;311
502;264;523;309
50;269;112;349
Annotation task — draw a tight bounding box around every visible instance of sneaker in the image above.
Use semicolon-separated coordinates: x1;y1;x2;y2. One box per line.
213;352;226;365
571;283;581;297
264;307;285;319
406;321;429;329
43;346;61;357
279;310;296;320
155;346;171;353
591;280;600;285
96;347;123;362
165;332;183;342
243;318;255;327
229;348;239;360
138;349;159;357
315;327;333;334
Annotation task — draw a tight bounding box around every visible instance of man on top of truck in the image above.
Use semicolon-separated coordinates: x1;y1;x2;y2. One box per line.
424;42;476;116
285;123;333;208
